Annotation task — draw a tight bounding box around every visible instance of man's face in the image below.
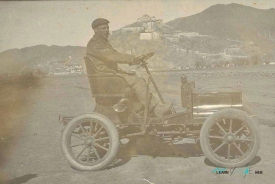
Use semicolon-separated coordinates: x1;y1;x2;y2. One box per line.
95;24;109;39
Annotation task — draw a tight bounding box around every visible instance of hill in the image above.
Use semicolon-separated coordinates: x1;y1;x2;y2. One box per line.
1;4;275;74
166;3;275;42
0;45;85;74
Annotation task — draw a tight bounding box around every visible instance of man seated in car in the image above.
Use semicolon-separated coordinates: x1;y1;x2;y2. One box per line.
86;18;171;117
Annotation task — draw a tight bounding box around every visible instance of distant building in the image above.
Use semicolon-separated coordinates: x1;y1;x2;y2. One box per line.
152;32;160;40
177;32;205;37
120;14;164;38
164;36;179;42
121;27;145;34
140;33;152;40
48;57;84;76
140;32;160;40
137;14;150;22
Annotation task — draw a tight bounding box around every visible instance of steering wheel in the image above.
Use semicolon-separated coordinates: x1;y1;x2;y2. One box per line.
134;52;155;64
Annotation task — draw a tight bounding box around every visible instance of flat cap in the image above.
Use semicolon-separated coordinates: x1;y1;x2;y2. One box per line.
92;18;110;29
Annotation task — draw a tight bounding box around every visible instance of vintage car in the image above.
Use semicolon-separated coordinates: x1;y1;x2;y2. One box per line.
60;52;260;171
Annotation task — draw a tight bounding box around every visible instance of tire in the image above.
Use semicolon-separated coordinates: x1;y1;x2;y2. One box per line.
200;108;260;168
61;113;119;171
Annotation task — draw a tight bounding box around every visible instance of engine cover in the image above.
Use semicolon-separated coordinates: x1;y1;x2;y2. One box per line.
192;88;242;117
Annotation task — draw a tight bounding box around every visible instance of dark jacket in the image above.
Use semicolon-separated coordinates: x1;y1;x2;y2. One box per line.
86;34;135;72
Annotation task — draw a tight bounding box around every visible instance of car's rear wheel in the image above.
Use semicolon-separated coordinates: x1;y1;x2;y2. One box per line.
61;113;119;171
200;108;260;168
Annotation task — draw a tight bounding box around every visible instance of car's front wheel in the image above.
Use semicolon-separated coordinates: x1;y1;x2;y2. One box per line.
200;108;260;168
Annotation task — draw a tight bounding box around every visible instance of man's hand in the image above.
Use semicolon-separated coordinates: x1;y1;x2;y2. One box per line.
130;52;155;65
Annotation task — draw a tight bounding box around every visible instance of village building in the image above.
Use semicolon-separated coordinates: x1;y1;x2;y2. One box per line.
48;56;84;75
121;26;145;34
121;15;163;40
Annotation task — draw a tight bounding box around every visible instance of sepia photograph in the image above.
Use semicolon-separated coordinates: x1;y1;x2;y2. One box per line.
0;0;274;183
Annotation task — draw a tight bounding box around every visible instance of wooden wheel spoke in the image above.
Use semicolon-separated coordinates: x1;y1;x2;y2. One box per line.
229;119;232;133
234;125;246;135
209;135;224;139
90;122;93;135
95;143;109;152
233;143;245;155
79;124;88;134
95;137;109;142
72;133;85;140
216;122;227;134
237;137;252;142
94;123;99;132
76;147;87;159
227;144;231;160
70;142;84;148
94;126;104;138
213;142;226;153
93;148;101;160
86;148;91;162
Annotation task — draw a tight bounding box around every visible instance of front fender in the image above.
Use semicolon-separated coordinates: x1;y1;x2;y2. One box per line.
241;104;257;118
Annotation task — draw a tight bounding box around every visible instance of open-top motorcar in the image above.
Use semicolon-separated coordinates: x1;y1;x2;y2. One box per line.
60;52;260;171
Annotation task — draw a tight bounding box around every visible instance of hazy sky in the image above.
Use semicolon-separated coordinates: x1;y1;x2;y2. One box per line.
1;0;275;52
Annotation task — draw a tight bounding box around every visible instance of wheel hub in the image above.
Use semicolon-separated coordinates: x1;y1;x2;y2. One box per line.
227;135;233;141
225;134;235;143
84;137;95;148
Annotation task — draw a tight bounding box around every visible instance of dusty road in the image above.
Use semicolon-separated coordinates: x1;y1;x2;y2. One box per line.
1;65;275;184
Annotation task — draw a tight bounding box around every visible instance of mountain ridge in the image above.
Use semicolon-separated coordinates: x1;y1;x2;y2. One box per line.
166;3;275;42
0;45;86;74
1;3;275;74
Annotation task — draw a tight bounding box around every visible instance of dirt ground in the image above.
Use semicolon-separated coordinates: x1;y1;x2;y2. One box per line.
0;65;275;184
